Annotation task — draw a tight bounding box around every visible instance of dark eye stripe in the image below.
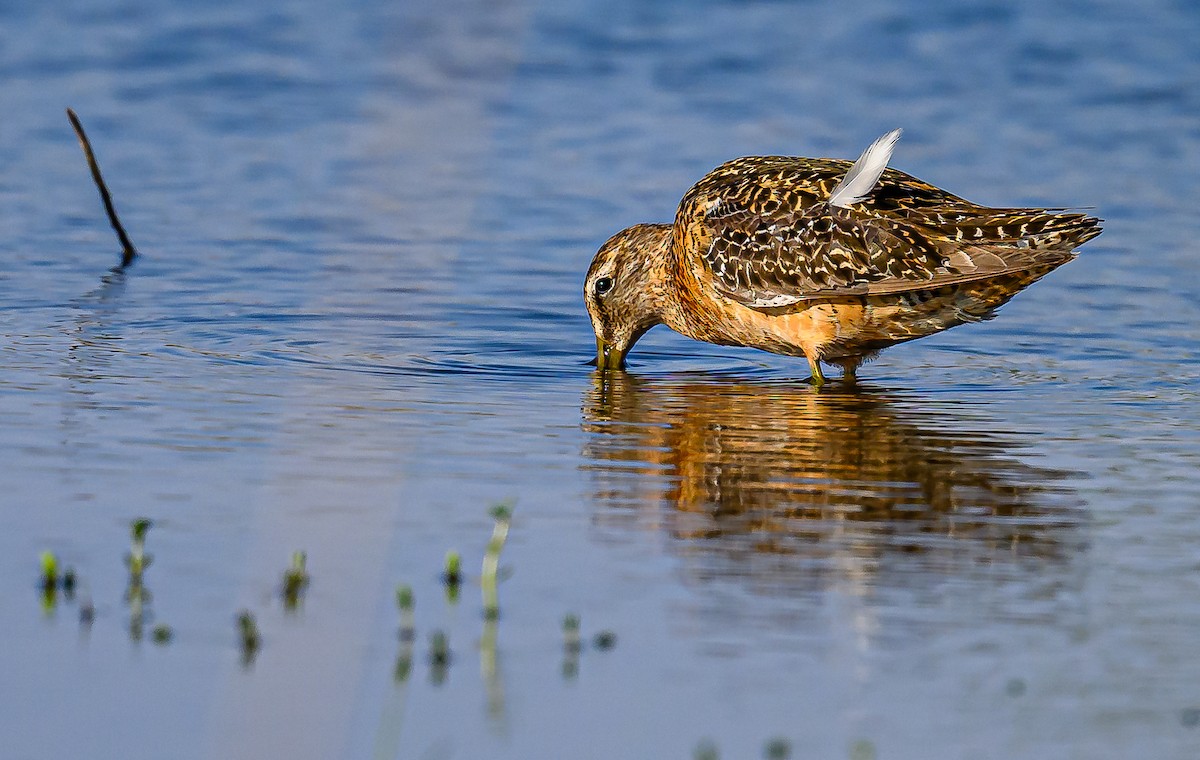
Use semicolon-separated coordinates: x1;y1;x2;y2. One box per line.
595;277;614;295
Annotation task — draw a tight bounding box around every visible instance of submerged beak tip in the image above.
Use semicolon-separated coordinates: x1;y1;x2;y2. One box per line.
593;336;625;371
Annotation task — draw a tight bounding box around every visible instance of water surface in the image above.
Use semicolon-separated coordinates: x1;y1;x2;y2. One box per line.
2;0;1200;758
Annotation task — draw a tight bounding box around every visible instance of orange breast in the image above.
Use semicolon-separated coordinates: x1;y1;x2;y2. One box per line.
664;256;854;359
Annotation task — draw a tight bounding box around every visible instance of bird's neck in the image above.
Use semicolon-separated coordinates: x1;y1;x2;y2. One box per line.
655;233;708;340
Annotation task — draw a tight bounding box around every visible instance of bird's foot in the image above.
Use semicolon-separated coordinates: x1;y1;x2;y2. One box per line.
806;357;826;386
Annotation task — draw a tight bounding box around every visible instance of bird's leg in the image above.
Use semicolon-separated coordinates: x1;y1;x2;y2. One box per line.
807;355;825;386
839;357;861;384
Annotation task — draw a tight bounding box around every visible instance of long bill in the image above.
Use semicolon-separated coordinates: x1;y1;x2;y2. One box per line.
595;337;626;370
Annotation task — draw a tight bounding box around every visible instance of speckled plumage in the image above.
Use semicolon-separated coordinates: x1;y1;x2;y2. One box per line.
584;132;1102;382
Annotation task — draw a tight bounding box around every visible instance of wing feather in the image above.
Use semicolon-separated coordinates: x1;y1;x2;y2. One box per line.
676;142;1100;311
829;128;903;209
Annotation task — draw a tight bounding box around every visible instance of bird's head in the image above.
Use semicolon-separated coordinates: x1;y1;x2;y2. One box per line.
584;223;673;370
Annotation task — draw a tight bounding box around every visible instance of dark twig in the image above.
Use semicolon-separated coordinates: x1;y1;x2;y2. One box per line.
66;108;137;268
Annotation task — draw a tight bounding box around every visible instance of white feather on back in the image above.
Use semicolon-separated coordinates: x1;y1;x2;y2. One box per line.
828;128;903;209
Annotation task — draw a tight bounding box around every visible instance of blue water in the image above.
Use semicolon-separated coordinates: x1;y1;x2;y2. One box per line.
3;0;1200;758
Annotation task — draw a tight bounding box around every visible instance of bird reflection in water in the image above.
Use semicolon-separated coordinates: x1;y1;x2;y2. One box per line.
581;372;1085;616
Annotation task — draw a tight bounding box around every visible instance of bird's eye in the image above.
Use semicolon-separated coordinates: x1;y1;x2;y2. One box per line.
594;277;614;296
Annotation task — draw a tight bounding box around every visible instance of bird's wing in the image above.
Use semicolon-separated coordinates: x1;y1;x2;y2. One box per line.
675;133;1097;310
684;197;953;308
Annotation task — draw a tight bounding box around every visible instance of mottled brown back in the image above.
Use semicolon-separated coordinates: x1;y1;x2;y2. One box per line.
675;156;1101;311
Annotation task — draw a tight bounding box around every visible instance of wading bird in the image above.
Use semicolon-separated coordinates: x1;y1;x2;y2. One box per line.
584;129;1101;383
